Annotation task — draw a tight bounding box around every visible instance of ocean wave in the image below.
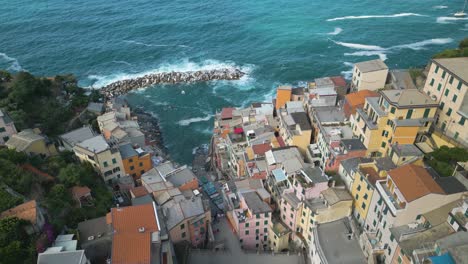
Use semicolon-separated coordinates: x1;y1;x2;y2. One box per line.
330;39;385;50
341;62;355;80
112;60;133;66
177;114;213;126
433;5;448;9
124;40;190;48
344;51;388;61
436;16;468;24
0;52;23;71
392;38;453;50
87;59;254;88
327;13;425;22
326;27;343;35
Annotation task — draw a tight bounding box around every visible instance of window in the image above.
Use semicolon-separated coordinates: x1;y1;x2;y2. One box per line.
264;228;267;233
374;205;378;212
182;232;186;238
129;158;133;163
103;161;108;167
357;185;361;191
290;213;293;218
181;224;185;229
444;89;450;97
355;194;359;200
364;194;368;200
239;239;243;243
381;130;386;136
390;107;396;114
453;94;458;103
361;202;366;210
264;235;267;241
406;109;413;119
256;222;259;226
264;220;268;225
245;230;249;235
383;221;387;229
449;76;454;84
265;212;269;217
130;165;135;170
457;81;463;90
256;229;259;234
373;220;377;226
423;108;430;118
0;127;5;132
2;136;9;142
439;102;445;110
454;132;459;140
447;108;452;117
390;234;394;242
442;71;446;78
112;158;117;164
256;214;260;219
435;65;439;73
388;247;392;255
381;142;386;148
429;78;434;86
460;117;466;125
437;83;442;91
139;162;143;167
245;223;249;228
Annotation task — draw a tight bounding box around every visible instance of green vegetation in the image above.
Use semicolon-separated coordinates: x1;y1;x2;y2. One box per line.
433;38;468;59
426;146;468;177
0;217;36;264
0;188;23;212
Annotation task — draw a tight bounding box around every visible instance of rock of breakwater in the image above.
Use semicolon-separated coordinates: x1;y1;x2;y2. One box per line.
100;68;245;99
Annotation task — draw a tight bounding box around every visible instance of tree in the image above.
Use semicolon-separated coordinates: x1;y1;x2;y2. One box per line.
459;38;468;49
0;189;23;212
0;217;35;264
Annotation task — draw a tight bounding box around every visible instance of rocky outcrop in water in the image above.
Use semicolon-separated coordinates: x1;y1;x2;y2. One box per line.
100;68;245;99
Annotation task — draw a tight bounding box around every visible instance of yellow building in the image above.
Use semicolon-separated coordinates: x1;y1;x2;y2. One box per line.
351;89;438;157
350;159;394;227
422;57;468;147
5;129;57;157
268;221;291;252
388;143;424;166
278;110;312;155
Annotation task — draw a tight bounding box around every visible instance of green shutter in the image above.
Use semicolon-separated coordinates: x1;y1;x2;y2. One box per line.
457;81;462;90
406;109;413;119
437;83;442;91
444;89;450;97
435;65;439;73
449;76;454;84
429;79;434;86
453;95;458;103
423;109;430;118
447;108;452;117
390;107;396;114
460;117;466;125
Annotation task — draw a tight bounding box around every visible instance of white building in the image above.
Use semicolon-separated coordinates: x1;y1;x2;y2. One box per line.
351;59;389;91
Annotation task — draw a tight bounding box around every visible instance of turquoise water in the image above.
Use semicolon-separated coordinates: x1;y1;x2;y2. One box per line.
1;0;467;164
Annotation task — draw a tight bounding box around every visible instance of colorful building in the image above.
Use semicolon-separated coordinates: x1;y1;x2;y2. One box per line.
119;143;153;181
351;59;389;91
422;57;468;148
275;85;292;110
6;129;57;157
343;90;379;118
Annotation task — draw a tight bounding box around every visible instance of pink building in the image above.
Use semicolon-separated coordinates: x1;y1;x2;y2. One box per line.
232;191;272;250
280;167;329;232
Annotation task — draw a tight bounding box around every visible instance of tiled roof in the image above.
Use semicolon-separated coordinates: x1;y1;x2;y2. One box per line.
71;186;91;199
109;203;159;264
0;200;38;224
389;164;445;202
6;129;44;151
252;143;271;156
330;76;347;87
345;90;379;107
130;186;149;198
221;107;235;120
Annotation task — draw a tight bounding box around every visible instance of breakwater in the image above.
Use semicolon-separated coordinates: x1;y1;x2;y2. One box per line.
100;68;245;99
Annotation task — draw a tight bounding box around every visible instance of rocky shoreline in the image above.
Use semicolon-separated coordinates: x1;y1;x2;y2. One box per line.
100;68;245;99
132;106;168;159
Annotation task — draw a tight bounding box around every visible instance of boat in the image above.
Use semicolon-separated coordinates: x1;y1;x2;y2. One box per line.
454;0;467;17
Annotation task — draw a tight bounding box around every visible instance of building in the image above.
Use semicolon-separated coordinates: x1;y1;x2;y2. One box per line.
119;143;153;181
77;216;112;262
0;200;45;234
422;57;468;147
278;108;312;155
107;202;161;264
59;126;96;151
275;85;293;110
388;143;424;166
309;218;366;264
231;191;272;250
97;111;145;146
87;102;104;115
268;221;291;252
351;89;438;157
71;186;92;208
343;90;379;118
38;235;90;264
6;129;57;157
338;157;374;191
73;135;125;183
0;109;17;145
351;59;389;91
363;164;466;263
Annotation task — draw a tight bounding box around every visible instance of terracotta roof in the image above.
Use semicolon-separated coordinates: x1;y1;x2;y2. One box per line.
71;186;91;199
252;171;267;180
21;164;54;182
110;203;160;264
130;186;149;198
221;107;235;120
389;164;445;202
252;143;272;156
330;76;347;87
0;200;38;224
345;90;379;107
360;167;381;185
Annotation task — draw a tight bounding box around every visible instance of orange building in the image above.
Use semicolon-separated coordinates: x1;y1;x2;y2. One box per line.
275;85;292;109
119;143;153;180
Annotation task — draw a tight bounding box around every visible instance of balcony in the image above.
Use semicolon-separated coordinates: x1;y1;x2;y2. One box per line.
356;108;378;130
375;180;404;216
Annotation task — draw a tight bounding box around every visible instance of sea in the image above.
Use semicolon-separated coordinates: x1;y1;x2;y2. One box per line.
1;0;467;164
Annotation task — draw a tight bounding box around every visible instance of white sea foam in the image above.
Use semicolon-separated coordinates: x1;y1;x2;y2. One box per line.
177;114;213;126
437;16;468;24
344;51;388;61
124;40;190;48
112;60;133;66
87;59;254;88
392;38;453;50
331;40;385;50
327;13;425;22
0;52;23;71
433;5;448;9
326;27;343;35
